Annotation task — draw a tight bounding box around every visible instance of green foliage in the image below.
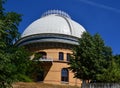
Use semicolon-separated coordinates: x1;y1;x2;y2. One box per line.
69;32;114;82
0;46;31;87
114;55;120;66
0;0;21;46
33;52;42;60
0;53;15;88
29;53;44;81
96;59;120;82
27;53;43;81
10;47;30;74
0;0;33;87
14;74;33;82
0;12;22;45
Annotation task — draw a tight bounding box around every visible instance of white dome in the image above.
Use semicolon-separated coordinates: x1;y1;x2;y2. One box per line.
21;11;86;38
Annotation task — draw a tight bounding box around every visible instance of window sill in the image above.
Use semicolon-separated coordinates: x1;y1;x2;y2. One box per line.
61;81;69;84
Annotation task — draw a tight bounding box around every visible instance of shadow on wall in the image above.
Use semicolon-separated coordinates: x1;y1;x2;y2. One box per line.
36;62;52;82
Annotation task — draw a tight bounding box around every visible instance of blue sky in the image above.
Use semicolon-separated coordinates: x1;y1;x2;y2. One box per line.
4;0;120;54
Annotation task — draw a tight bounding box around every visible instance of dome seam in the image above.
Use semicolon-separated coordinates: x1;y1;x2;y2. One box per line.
57;15;73;35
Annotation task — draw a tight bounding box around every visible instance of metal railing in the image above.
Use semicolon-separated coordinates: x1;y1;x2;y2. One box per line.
39;58;53;62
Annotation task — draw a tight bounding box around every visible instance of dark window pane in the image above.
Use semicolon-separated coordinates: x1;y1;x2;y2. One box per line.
67;53;71;61
59;52;64;60
61;68;69;82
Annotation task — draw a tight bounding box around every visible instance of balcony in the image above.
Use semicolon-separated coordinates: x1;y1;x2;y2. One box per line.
39;58;53;62
39;58;53;65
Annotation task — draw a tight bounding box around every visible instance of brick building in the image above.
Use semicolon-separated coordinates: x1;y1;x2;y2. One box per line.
16;10;86;86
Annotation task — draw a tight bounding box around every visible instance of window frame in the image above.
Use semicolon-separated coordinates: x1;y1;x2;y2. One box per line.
61;68;69;82
66;53;71;61
59;52;64;60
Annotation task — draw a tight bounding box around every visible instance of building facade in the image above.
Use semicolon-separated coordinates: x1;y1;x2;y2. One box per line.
16;10;86;86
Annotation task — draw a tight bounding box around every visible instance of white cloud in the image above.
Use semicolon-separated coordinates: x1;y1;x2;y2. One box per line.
78;0;120;13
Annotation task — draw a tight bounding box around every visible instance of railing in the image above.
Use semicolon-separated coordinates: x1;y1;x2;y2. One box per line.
39;58;53;62
81;83;120;88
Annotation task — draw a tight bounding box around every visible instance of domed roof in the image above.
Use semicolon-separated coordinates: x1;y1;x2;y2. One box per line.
21;10;86;38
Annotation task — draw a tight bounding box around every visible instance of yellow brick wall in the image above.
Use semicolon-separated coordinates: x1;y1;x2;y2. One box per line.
35;48;81;86
37;48;72;61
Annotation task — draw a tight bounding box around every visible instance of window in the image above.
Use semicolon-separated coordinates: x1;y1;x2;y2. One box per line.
39;52;47;59
66;53;71;61
61;68;69;82
59;52;64;60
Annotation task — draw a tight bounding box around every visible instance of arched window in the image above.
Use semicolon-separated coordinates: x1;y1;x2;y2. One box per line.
38;52;47;59
61;68;69;82
59;52;64;60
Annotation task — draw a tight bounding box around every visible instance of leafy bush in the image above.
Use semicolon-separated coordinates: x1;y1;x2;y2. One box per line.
15;74;33;82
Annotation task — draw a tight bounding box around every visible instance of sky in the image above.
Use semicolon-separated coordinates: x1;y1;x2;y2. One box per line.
4;0;120;54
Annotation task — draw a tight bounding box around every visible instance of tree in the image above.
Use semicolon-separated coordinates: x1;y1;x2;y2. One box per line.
96;59;120;82
0;46;31;87
0;0;32;87
114;54;120;66
97;54;120;82
69;32;113;82
26;52;44;81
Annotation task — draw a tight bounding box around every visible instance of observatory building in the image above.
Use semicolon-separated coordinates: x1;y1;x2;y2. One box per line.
16;10;86;86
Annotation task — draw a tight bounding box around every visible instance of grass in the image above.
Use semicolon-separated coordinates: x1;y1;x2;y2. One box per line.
13;82;80;88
